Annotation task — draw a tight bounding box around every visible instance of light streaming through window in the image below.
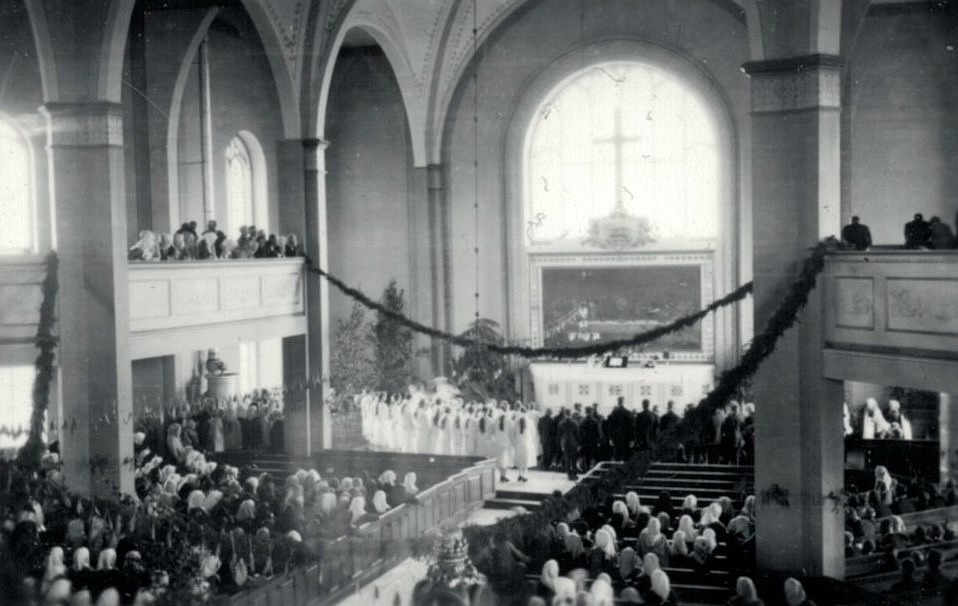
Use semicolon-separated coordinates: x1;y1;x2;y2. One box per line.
0;119;33;254
525;62;720;244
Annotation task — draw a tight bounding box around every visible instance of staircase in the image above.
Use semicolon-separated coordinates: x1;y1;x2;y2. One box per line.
483;487;551;511
616;461;754;510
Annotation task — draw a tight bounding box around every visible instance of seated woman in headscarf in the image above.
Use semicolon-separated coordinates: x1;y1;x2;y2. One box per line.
784;577;816;606
635;553;661;600
616;547;640;584
70;547;95;593
677;514;697;545
626;492;651;530
90;548;121;599
647;569;679;606
637;518;669;564
348;496;377;528
371;490;391;515
586;529;617;578
166;423;186;464
726;515;755;571
728;576;764;606
873;466;897;507
680;494;699;522
590;577;615;606
402;472;419;500
668;530;691;567
378;470;398;507
538;559;561;603
699;502;728;543
717;496;735;525
740;495;756;520
551;577;577;606
559;532;587;573
689;532;716;574
609;501;633;538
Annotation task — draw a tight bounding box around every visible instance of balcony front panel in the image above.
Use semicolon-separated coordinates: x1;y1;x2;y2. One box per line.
824;251;958;358
128;258;306;334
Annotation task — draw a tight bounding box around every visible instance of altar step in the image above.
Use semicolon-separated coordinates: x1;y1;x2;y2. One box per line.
473;471;576;520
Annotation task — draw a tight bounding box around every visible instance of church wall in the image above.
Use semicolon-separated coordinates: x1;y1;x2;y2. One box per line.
325;47;417;352
848;7;958;244
173;20;284;237
442;0;752;363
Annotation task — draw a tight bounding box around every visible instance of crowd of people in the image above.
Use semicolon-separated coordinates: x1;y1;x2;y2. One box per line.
0;413;423;605
477;484;787;606
360;390;757;481
359;390;542;482
128;220;303;262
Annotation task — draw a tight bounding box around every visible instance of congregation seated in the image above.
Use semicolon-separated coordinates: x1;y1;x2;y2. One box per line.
0;420;422;606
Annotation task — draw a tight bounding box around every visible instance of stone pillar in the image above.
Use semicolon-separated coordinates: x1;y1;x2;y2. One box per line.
939;393;956;485
744;55;846;578
427;163;449;374
291;138;331;455
43;102;135;498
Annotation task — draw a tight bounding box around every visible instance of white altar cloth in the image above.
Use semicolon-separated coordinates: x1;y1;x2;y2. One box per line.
529;362;715;415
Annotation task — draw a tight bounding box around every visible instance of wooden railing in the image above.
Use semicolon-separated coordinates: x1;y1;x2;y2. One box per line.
219;458;497;606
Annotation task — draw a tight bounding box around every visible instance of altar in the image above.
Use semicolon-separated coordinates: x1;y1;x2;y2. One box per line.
529;361;714;415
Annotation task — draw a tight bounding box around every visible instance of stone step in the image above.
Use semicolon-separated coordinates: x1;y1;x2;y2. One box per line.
482;497;542;511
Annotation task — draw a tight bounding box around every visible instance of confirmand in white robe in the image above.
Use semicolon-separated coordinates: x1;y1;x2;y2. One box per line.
495;414;515;470
417;407;433;454
514;413;538;471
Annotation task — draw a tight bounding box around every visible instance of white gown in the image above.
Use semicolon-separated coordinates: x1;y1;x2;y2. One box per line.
514;414;538;470
495;414;515;469
417;408;433;453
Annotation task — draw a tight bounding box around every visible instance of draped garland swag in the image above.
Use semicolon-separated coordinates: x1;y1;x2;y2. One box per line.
9;238;839;598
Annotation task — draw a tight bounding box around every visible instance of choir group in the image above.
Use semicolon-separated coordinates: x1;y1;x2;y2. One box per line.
358;389;542;482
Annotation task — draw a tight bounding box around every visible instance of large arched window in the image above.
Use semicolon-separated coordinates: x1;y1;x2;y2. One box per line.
0;118;34;254
226;136;254;234
524;62;720;245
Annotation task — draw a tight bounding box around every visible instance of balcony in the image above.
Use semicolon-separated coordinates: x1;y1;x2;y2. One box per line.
822;250;958;392
128;258;306;359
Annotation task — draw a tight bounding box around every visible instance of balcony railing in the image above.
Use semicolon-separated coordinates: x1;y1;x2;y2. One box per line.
128;258;306;359
822;249;958;391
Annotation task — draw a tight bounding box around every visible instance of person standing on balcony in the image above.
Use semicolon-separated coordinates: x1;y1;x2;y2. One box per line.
841;216;872;250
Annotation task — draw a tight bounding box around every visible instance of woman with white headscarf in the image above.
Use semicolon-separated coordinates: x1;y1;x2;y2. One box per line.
648;569;677;605
677;514;697;544
588;528;617;577
372;490;391;514
634;552;660;598
784;577;815;606
874;465;896;506
669;530;690;566
402;472;418;499
862;397;890;439
551;577;577;606
638;517;669;564
166;423;185;463
43;546;67;593
539;559;561;600
187;490;206;513
70;547;94;593
730;576;764;606
561;532;587;571
590;577;614;606
349;496;373;526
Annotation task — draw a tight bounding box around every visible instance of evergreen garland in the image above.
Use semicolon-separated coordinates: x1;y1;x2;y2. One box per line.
18;251;59;468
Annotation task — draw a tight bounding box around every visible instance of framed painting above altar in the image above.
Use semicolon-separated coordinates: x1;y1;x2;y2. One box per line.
529;252;714;362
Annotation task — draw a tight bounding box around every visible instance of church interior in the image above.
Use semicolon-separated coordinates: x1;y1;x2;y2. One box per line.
2;0;958;604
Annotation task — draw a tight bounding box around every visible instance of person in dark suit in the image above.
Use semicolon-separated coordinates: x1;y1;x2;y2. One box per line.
841;216;872;250
537;409;556;470
928;216;957;249
557;412;580;480
658;401;681;461
634;399;658;454
607;397;634;461
904;213;931;249
579;407;602;470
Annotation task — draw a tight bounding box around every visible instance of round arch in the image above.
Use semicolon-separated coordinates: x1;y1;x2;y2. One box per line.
497;38;741;366
95;0;299;136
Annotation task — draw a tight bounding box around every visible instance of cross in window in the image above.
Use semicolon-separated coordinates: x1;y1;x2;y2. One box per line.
594;107;640;212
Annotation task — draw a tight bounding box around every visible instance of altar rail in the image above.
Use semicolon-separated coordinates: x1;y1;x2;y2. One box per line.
219;457;497;606
128;258;306;359
822;250;958;393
